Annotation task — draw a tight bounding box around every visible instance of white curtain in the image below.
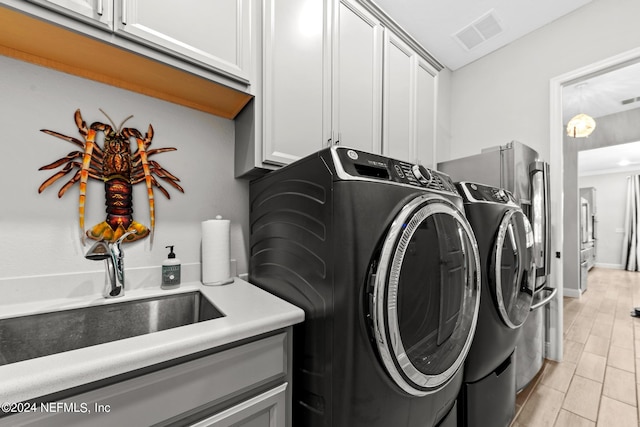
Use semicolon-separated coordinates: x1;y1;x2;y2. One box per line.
622;175;640;271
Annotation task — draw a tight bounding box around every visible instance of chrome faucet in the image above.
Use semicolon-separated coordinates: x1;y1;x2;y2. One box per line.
85;230;137;298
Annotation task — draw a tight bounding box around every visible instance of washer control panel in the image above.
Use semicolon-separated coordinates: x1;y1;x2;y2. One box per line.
335;147;457;193
458;182;518;205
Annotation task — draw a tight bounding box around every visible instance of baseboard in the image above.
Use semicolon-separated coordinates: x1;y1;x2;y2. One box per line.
595;263;624;270
563;288;582;298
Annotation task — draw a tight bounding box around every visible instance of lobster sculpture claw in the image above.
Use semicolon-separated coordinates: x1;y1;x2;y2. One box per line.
38;109;184;245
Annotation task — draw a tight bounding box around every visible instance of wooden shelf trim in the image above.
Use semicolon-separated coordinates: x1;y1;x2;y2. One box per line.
0;6;253;119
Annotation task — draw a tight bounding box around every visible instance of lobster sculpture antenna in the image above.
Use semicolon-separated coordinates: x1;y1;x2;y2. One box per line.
99;108;133;134
38;108;184;246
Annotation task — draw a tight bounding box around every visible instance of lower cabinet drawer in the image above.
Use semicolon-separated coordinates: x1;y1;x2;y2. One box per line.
189;383;287;427
1;333;288;427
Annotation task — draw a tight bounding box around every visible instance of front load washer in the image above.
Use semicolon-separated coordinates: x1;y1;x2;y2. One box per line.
455;182;536;427
249;147;481;427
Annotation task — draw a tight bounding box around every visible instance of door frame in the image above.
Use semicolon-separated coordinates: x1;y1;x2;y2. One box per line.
548;46;640;361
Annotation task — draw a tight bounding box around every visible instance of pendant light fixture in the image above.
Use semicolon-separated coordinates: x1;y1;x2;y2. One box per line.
567;83;596;138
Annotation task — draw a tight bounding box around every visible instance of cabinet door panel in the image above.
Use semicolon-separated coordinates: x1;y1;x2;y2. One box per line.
415;59;436;168
117;0;250;80
0;334;288;427
333;0;382;154
383;32;413;162
26;0;112;29
189;383;287;427
262;0;327;165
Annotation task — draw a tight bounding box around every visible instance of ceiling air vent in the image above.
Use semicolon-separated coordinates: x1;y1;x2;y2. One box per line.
621;96;640;105
453;10;504;51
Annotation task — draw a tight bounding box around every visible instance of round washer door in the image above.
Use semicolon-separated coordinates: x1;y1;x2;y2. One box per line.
492;209;535;329
370;194;481;396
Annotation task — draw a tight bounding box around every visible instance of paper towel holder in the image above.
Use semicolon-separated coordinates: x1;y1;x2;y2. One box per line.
201;215;234;286
203;277;234;286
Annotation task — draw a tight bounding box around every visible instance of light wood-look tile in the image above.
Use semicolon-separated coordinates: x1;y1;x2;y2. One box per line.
591;321;614;339
612;322;635;350
603;366;637;406
576;352;607;383
564;340;586;364
541;360;577;393
554;409;595;427
563;376;603;421
597;396;638;427
584;334;610;358
609;345;636;373
512;268;640;427
515;383;564;427
566;324;593;345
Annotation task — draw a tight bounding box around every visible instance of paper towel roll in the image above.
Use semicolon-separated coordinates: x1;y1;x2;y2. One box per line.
202;216;233;286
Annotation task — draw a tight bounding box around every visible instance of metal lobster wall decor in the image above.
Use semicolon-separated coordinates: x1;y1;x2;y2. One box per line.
38;109;184;245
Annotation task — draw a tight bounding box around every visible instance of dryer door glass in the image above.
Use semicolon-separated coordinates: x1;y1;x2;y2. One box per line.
492;209;535;329
370;194;480;396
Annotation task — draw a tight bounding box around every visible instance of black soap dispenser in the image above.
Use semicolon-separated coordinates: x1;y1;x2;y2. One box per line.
162;245;181;288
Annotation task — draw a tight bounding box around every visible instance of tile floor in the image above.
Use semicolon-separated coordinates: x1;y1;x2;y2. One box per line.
511;267;640;427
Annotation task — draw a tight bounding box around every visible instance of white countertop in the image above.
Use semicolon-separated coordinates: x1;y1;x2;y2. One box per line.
0;278;304;404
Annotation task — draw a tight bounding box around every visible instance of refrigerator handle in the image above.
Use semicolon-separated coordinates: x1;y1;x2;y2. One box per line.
529;161;551;282
530;287;557;311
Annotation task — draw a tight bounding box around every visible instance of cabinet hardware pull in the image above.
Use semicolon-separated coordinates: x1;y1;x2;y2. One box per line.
97;0;103;16
122;0;127;24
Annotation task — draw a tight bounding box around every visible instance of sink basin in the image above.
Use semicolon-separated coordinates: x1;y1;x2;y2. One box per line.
0;291;224;366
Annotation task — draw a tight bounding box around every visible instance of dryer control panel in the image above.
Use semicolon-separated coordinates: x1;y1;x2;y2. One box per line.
458;182;518;205
334;147;458;194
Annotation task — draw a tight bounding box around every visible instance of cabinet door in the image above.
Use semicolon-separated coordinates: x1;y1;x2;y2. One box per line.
25;0;113;29
116;0;251;81
262;0;328;165
414;58;437;168
383;31;413;162
189;383;287;427
332;0;382;154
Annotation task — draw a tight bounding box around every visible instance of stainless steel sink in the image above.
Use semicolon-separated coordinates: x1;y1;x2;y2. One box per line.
0;291;224;366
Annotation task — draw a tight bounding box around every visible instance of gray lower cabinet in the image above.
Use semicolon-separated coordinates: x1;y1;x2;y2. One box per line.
188;383;286;427
0;331;292;427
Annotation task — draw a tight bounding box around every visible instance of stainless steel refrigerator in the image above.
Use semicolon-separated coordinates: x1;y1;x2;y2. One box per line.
438;140;556;391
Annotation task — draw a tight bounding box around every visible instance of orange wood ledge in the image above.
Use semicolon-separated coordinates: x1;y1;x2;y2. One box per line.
0;6;253;119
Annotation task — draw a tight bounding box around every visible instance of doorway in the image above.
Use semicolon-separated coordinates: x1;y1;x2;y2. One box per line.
549;46;640;361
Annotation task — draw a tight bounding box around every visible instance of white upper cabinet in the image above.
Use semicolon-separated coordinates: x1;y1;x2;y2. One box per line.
332;0;383;154
383;31;413;162
235;0;441;177
383;31;437;165
116;0;252;81
22;0;252;83
26;0;113;29
415;57;437;168
261;0;329;166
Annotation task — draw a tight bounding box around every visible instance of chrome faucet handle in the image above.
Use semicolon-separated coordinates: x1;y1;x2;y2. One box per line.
114;229;138;249
110;230;137;298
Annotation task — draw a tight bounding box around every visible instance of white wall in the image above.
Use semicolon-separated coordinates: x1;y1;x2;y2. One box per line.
0;56;249;291
447;0;640;163
579;171;639;268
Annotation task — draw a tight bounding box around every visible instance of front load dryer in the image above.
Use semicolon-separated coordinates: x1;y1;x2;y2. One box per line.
455;182;536;427
249;147;481;427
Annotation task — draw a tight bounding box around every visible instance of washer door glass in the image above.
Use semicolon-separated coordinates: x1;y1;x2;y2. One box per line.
370;194;480;396
492;209;535;329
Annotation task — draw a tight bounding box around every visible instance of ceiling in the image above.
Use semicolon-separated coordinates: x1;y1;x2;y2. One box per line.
562;61;640;120
579;140;640;176
372;0;593;71
369;0;640;175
